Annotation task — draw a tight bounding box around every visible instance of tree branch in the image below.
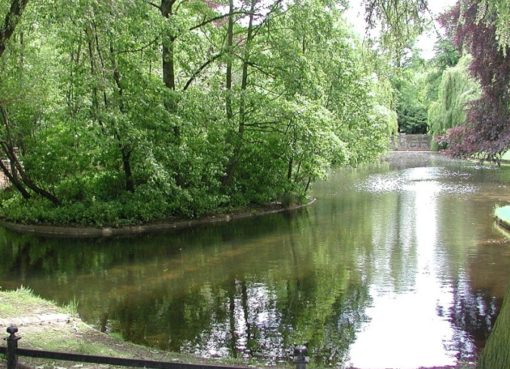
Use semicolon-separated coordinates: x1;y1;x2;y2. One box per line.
145;0;161;11
0;0;30;59
183;51;224;91
189;11;257;32
115;36;160;54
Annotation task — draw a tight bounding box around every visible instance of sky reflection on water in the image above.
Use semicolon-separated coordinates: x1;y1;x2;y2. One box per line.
348;175;455;369
1;153;510;368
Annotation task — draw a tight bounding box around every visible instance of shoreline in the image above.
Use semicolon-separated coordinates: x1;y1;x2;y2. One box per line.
0;288;274;369
0;287;475;369
0;198;316;238
495;205;510;232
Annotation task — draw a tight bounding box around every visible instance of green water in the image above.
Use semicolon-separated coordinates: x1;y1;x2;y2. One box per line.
1;152;510;369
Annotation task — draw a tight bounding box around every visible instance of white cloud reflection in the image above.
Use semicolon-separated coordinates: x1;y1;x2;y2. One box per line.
348;168;458;368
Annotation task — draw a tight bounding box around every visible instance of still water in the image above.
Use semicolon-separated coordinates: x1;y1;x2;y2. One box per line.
1;152;510;369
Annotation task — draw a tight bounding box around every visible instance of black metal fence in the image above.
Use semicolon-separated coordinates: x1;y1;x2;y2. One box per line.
0;325;309;369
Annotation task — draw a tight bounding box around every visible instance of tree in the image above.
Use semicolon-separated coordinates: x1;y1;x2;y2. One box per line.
0;0;396;225
391;55;429;134
476;0;510;54
428;55;480;137
0;0;29;58
440;0;510;162
0;0;62;205
363;0;429;65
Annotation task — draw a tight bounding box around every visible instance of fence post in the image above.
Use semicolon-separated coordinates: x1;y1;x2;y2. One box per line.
293;345;308;369
6;325;20;369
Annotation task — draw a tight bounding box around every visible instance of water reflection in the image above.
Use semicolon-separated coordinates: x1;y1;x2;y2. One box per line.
0;152;510;368
348;173;456;369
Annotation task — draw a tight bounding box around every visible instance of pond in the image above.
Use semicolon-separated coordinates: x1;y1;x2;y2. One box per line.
1;152;510;369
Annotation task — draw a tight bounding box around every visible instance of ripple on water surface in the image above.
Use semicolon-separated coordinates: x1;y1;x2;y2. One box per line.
1;152;510;369
357;166;478;195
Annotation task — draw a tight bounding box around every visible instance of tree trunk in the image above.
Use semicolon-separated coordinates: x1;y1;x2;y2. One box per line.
0;106;60;204
11;155;61;205
225;0;234;120
160;0;180;141
222;0;256;188
161;0;176;92
0;159;30;199
162;42;176;91
110;41;135;192
287;157;293;181
121;148;135;192
0;0;29;59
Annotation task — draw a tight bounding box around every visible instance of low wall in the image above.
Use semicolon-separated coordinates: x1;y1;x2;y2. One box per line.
0;198;317;238
390;134;431;151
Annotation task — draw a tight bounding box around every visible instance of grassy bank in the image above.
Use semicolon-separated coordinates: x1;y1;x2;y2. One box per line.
495;205;510;230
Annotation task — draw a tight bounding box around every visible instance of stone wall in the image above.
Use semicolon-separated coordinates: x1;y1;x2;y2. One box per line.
390;134;431;151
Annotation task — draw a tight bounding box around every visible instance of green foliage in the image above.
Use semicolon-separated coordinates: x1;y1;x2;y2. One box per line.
428;55;480;135
477;0;510;54
363;0;429;63
424;38;462;103
476;280;510;369
392;56;430;134
0;0;396;226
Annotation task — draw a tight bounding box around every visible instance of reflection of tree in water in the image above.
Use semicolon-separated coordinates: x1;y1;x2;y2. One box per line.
105;273;369;366
6;154;506;366
283;277;369;366
101;207;372;365
0;203;373;366
444;279;500;362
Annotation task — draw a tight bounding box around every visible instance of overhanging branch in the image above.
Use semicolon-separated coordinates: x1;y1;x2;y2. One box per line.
0;0;30;58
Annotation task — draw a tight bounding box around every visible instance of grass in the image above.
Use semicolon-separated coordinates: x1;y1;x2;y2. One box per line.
0;286;63;318
495;205;510;230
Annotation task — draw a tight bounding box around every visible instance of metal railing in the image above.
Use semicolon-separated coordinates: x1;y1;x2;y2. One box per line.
1;325;309;369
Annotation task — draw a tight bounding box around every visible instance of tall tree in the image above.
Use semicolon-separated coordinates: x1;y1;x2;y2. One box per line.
363;0;429;64
0;0;29;58
0;0;61;205
440;0;510;161
428;55;479;137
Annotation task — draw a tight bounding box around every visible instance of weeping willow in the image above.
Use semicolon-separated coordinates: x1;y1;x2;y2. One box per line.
476;0;510;54
428;55;480;135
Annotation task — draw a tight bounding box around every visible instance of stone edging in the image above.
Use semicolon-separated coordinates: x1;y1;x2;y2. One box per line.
0;198;316;238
